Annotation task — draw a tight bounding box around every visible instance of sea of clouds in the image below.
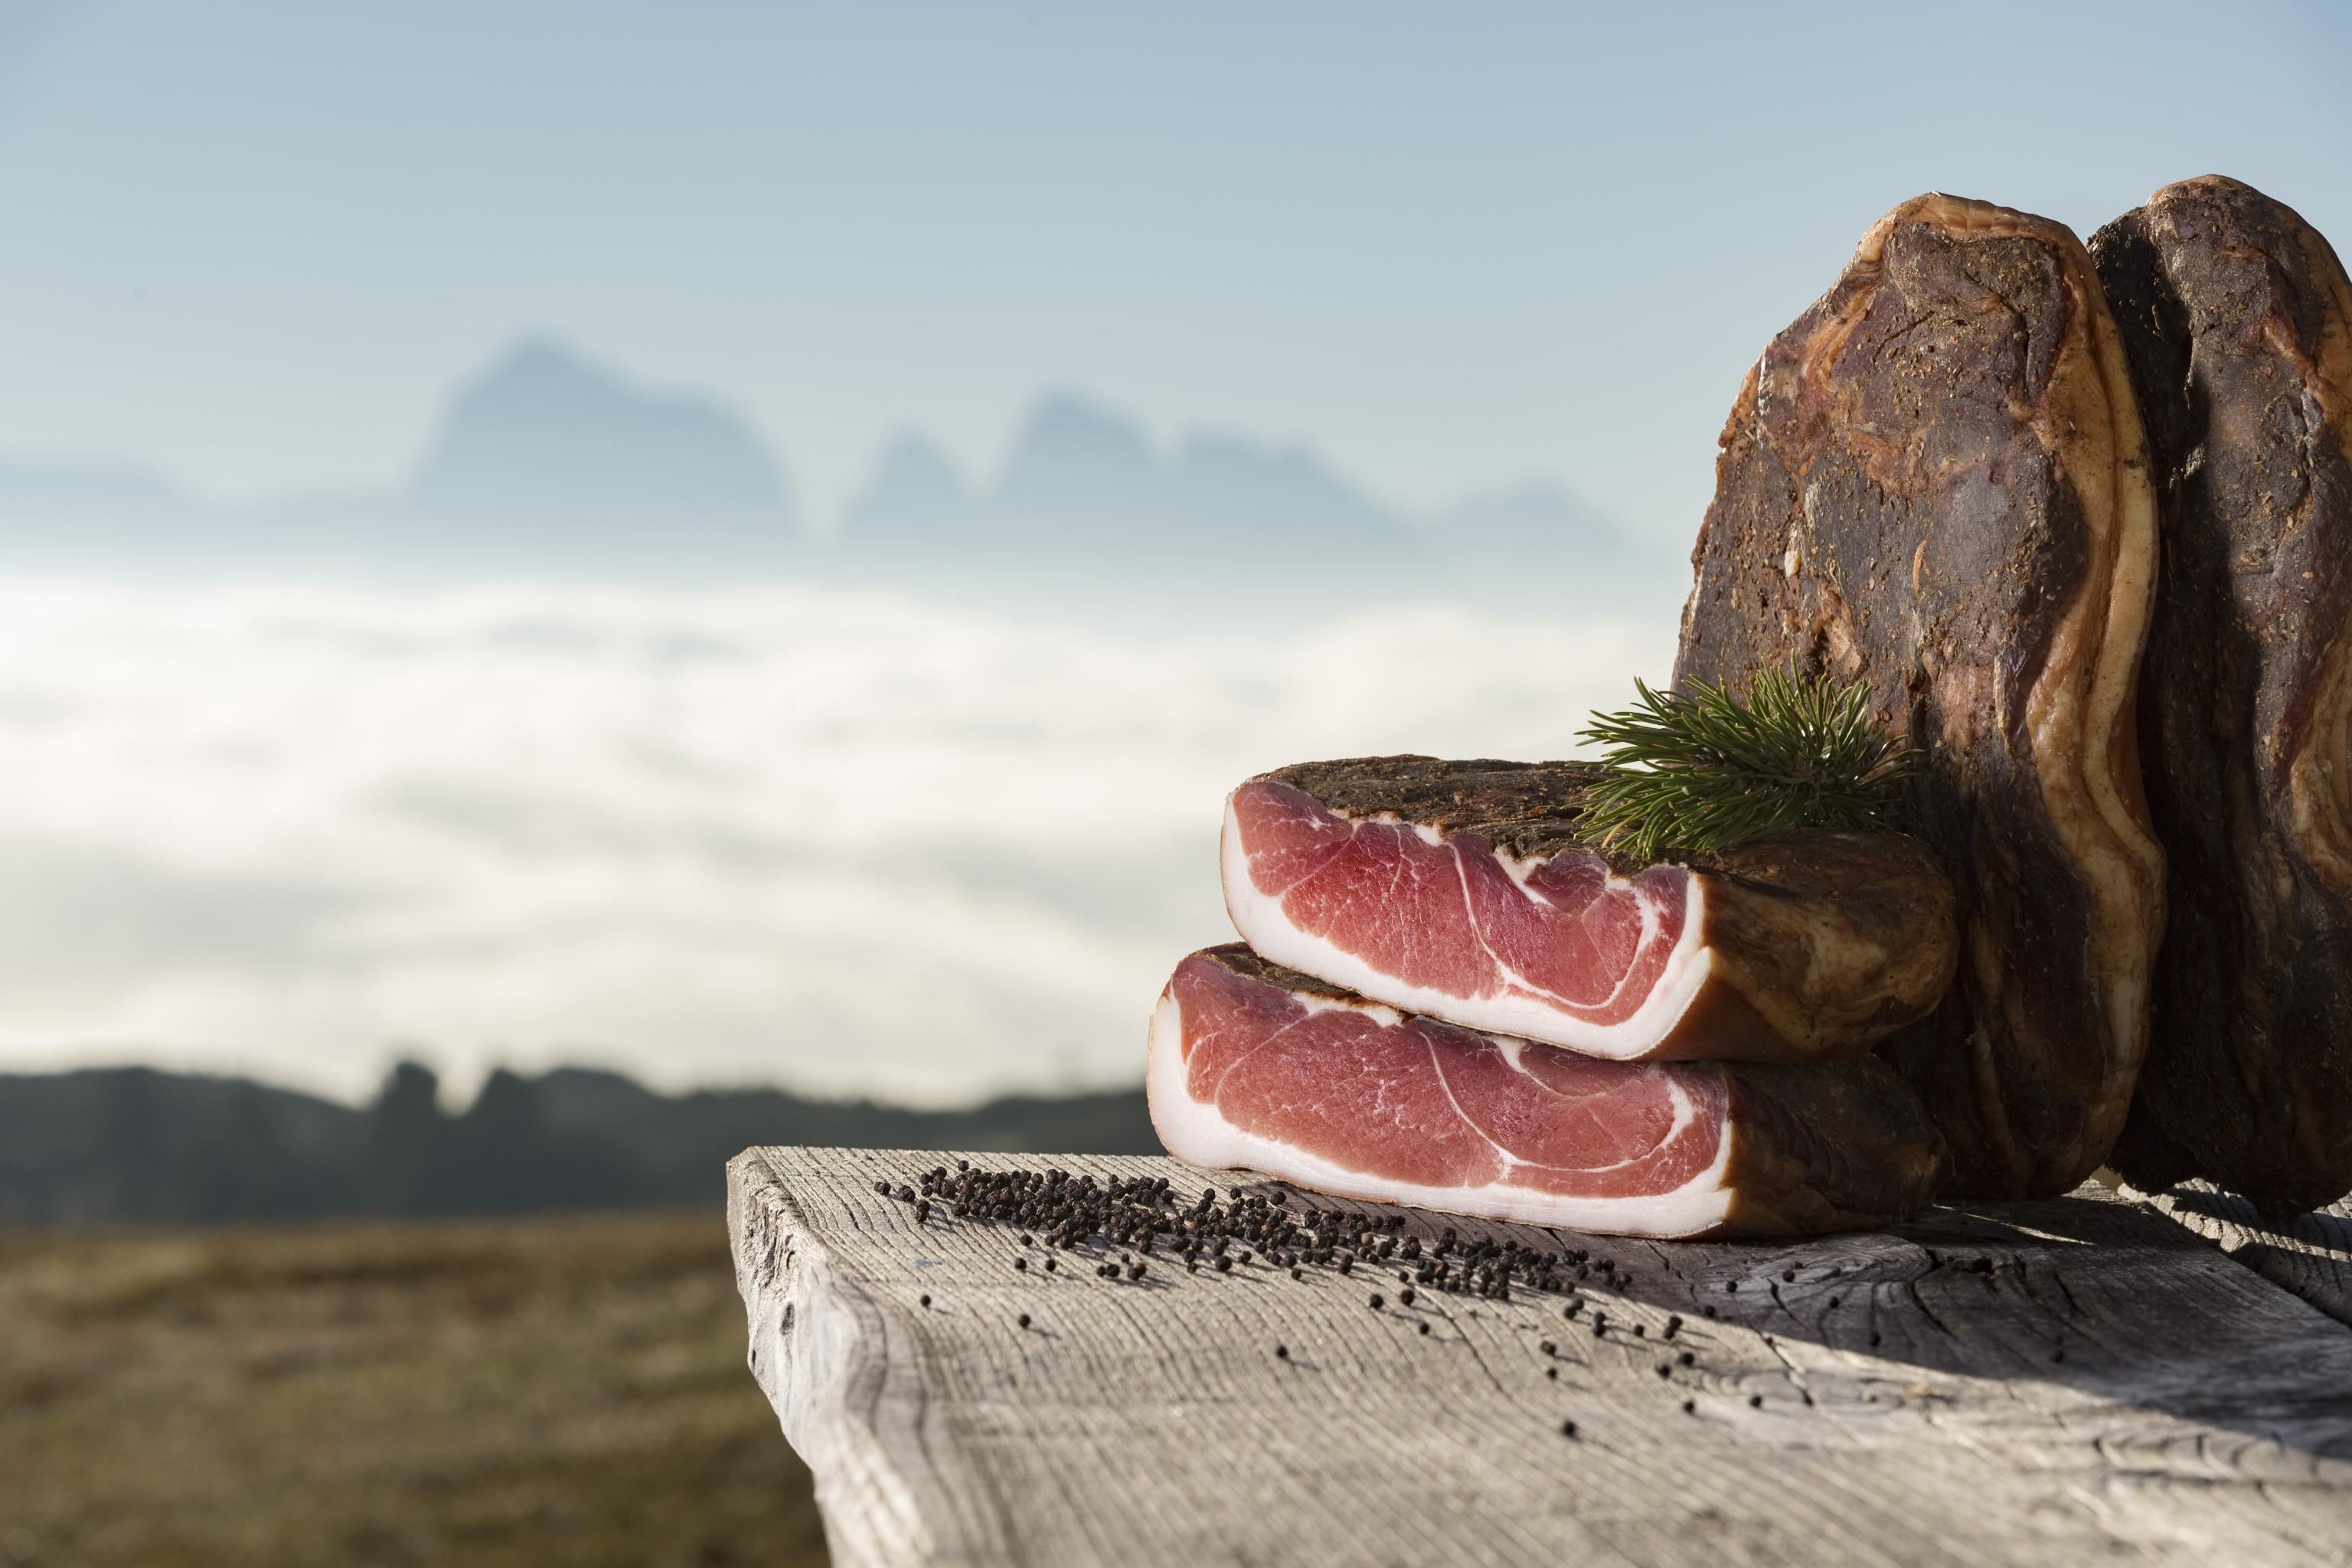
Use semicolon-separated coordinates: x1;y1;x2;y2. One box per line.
0;577;1671;1106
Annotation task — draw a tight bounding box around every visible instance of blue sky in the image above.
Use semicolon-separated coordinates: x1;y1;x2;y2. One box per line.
2;2;2348;540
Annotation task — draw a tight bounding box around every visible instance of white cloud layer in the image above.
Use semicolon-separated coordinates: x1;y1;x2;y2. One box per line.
0;577;1671;1104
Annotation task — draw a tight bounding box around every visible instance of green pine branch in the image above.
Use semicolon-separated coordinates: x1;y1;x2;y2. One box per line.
1575;667;1909;860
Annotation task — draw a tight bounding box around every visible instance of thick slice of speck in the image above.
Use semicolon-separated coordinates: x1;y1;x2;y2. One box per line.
1148;945;1949;1240
1221;756;1955;1063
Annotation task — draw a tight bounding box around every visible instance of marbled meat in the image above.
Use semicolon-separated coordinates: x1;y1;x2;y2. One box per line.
1222;756;1956;1064
1148;945;1950;1239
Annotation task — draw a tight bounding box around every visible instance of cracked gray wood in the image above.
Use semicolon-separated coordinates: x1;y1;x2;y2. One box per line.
2131;1181;2352;1327
730;1146;2352;1568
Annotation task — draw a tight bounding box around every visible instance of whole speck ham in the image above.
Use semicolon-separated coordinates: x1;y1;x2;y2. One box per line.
1674;194;2165;1197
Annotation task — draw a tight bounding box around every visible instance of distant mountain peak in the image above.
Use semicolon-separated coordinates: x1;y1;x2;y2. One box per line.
406;336;801;549
993;391;1161;525
844;432;974;541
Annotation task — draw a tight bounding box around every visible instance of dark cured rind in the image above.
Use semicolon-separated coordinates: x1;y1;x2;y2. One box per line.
1674;194;2165;1200
1717;1054;1952;1238
1251;756;1958;1060
2090;177;2352;1217
1258;756;1617;866
1195;945;1950;1237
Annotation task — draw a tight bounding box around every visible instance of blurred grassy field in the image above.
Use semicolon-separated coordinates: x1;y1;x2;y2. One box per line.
0;1212;828;1567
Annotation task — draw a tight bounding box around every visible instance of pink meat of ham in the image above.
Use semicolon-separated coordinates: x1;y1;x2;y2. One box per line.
1148;946;1949;1238
1221;759;1955;1064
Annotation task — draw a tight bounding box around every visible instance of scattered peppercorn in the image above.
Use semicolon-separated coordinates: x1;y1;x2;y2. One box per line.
1561;1419;1577;1437
1369;1293;1385;1310
1017;1313;1031;1329
1748;1394;1763;1409
1682;1400;1696;1415
1275;1344;1289;1360
919;1294;931;1308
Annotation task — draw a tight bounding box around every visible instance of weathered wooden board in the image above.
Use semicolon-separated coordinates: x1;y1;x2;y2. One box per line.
730;1147;2352;1568
2131;1181;2352;1327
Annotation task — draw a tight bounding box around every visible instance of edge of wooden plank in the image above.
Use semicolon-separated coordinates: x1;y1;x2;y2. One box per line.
731;1147;2352;1568
2124;1179;2352;1326
728;1147;1011;1568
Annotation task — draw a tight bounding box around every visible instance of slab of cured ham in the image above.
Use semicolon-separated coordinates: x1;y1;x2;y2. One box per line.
1222;756;1955;1065
1147;944;1950;1238
2092;177;2352;1215
1674;193;2166;1199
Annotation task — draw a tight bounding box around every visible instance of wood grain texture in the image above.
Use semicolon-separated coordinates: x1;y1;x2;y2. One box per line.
730;1147;2352;1568
2132;1181;2352;1327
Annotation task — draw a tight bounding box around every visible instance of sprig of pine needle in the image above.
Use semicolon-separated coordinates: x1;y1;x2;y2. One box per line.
1576;667;1909;860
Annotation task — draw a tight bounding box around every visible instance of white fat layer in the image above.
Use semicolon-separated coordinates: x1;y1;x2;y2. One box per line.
1145;985;1739;1239
1220;795;1714;1060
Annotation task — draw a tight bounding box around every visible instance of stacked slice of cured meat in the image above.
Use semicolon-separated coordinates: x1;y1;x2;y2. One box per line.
1146;756;1961;1238
1142;175;2352;1232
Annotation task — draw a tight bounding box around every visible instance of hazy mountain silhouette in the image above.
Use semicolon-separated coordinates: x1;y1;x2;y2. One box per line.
843;431;977;546
402;338;801;567
0;341;1677;608
828;388;1665;609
